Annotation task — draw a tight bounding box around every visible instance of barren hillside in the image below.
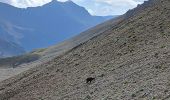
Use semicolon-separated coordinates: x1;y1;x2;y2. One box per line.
0;15;119;82
0;0;170;99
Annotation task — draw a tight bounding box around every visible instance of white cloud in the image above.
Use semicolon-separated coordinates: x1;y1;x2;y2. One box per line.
60;0;145;15
0;0;146;15
70;0;146;15
0;0;52;8
95;0;141;6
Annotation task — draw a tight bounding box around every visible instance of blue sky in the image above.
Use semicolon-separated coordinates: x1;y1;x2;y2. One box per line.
0;0;147;16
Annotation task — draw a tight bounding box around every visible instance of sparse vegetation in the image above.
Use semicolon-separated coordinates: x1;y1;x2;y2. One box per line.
160;45;166;48
31;48;47;54
131;94;136;98
84;95;91;100
0;54;40;68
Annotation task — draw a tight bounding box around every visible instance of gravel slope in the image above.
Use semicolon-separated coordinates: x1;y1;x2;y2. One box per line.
0;0;170;99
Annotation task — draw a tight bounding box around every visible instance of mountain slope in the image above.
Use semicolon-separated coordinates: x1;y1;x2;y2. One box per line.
0;15;120;68
0;0;113;51
0;38;25;58
0;15;120;81
0;20;25;58
0;0;170;99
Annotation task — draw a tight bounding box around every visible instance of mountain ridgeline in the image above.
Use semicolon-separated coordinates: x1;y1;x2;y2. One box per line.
0;0;113;58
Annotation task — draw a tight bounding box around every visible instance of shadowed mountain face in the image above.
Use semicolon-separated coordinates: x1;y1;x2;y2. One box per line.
0;0;113;52
1;0;170;99
0;38;25;58
0;20;26;58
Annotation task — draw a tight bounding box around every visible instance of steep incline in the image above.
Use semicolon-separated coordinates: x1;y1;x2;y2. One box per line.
0;0;170;99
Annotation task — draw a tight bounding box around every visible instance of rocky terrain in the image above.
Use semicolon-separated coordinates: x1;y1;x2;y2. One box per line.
0;0;170;99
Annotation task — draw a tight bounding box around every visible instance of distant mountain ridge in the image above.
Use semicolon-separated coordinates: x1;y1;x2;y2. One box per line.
0;0;114;57
0;38;25;58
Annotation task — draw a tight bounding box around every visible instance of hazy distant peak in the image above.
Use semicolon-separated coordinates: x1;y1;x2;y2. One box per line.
65;0;73;3
0;0;77;9
0;0;67;8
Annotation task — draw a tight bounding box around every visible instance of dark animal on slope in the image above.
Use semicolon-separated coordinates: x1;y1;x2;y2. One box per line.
86;77;95;84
